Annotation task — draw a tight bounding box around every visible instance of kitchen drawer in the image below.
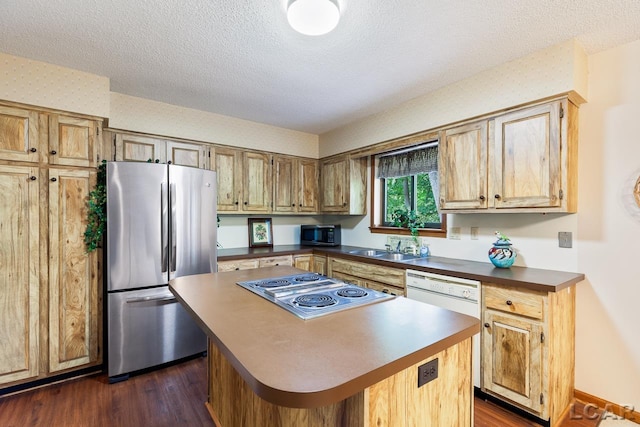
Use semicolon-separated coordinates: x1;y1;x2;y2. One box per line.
258;255;293;268
217;259;260;272
331;271;365;287
483;283;545;320
365;280;405;297
329;258;405;288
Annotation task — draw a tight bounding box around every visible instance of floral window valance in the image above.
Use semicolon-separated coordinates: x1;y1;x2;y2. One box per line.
376;143;438;178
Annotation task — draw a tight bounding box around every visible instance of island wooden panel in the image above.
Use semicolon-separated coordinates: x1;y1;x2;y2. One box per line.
206;337;472;427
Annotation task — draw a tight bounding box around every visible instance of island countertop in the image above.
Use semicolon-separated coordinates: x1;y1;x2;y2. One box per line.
170;265;479;409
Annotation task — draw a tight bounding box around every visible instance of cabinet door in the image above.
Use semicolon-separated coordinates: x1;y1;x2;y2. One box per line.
482;310;543;414
115;133;166;164
48;168;99;372
313;255;327;275
491;102;561;209
320;157;348;212
167;140;205;168
293;255;312;271
0;165;39;385
439;121;488;210
49;115;97;167
215;148;242;212
298;159;319;213
273;156;296;213
0;105;40;163
242;151;271;212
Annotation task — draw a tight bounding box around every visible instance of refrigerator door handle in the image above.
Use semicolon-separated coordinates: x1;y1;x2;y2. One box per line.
170;182;177;273
126;295;177;304
161;182;169;273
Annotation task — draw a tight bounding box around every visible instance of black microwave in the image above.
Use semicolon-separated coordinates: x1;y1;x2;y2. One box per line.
300;225;341;246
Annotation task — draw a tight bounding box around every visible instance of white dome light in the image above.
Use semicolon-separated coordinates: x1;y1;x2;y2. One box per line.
287;0;340;36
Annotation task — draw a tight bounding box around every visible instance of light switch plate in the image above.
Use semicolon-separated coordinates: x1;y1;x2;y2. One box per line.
470;227;479;240
558;231;572;248
449;227;461;240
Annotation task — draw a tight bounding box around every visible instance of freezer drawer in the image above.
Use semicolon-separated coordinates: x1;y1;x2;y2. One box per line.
107;287;206;378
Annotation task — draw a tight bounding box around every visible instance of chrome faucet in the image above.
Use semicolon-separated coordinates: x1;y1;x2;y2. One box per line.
396;241;401;253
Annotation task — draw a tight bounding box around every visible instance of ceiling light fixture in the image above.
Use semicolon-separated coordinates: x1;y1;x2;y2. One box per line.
287;0;340;36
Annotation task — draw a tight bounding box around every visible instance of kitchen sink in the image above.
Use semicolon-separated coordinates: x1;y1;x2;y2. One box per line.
348;249;389;257
375;253;420;261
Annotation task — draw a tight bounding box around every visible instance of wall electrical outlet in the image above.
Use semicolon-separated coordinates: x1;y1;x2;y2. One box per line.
470;227;479;240
449;227;461;240
418;358;438;388
558;231;572;248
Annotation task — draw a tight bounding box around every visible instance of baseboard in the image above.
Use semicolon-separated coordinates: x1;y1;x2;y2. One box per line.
575;389;639;424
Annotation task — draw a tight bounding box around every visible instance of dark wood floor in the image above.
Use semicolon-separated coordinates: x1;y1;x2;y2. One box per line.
0;357;595;427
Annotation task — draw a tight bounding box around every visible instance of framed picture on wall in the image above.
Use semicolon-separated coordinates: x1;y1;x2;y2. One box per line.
248;218;273;248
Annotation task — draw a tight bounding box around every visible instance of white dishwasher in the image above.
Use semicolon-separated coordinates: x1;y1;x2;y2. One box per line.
406;269;481;388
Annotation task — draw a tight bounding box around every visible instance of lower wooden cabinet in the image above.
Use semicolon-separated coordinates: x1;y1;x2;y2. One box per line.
0;164;40;385
293;254;312;271
481;282;575;426
0;165;101;389
48;169;100;373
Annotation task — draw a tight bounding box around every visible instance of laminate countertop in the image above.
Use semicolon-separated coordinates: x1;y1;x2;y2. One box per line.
218;245;585;292
169;266;479;408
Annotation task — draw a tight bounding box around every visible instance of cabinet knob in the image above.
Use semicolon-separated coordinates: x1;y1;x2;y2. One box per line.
235;201;239;205
506;300;513;306
155;159;160;163
50;177;57;182
234;267;240;271
494;194;501;199
30;147;37;153
299;204;302;207
244;201;248;205
167;161;172;164
50;150;57;155
479;195;485;201
484;323;490;328
292;203;295;206
29;176;36;181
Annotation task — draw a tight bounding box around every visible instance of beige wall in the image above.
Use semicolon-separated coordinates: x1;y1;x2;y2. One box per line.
0;52;110;118
575;38;640;409
319;39;588;157
0;52;319;158
109;93;319;158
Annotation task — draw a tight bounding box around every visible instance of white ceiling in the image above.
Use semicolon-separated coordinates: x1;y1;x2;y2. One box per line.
1;0;640;134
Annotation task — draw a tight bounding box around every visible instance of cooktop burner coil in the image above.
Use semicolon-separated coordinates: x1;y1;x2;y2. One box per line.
254;279;292;288
336;288;368;298
293;294;338;308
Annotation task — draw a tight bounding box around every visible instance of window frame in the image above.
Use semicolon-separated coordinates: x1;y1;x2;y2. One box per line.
369;153;447;239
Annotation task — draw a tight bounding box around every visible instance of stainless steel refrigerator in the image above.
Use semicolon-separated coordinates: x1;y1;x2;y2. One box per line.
106;162;216;381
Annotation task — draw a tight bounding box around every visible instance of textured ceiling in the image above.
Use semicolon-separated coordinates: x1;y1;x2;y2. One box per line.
1;0;640;134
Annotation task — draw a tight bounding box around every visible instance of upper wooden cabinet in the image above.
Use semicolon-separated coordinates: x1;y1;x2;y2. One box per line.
242;151;272;212
439;98;577;213
320;154;367;215
0;105;40;163
114;133;206;168
214;148;271;213
439;120;489;210
214;147;242;212
273;155;319;214
0;164;40;385
49;115;100;167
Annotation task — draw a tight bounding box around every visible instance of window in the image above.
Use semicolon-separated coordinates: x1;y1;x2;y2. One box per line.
371;141;446;237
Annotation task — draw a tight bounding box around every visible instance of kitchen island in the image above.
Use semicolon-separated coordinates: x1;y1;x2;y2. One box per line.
170;266;479;427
